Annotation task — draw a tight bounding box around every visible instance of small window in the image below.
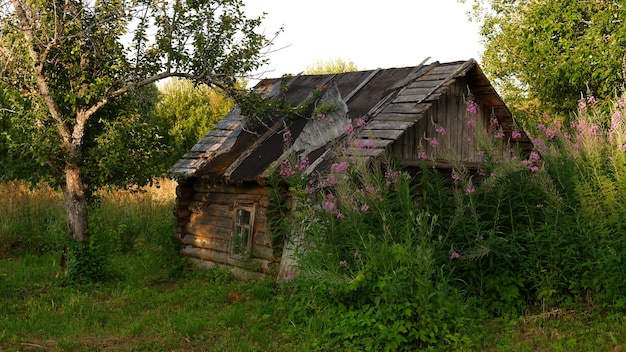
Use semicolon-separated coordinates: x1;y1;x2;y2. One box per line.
231;204;255;257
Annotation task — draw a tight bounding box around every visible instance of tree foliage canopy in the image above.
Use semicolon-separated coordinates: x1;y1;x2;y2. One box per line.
155;78;233;163
0;0;277;241
304;58;359;75
468;0;626;119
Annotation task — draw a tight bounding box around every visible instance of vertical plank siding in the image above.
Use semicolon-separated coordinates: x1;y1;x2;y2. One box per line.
393;79;500;167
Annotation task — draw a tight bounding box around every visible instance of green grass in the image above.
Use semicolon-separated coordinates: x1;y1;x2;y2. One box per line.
0;253;303;351
2;253;625;351
1;180;626;351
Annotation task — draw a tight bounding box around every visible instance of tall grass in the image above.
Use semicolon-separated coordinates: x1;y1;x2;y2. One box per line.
275;92;626;350
0;179;307;351
0;181;66;256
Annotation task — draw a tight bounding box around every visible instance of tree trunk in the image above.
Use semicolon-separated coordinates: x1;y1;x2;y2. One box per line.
61;163;89;242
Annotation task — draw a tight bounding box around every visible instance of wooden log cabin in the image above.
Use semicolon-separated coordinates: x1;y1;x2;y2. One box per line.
170;59;533;281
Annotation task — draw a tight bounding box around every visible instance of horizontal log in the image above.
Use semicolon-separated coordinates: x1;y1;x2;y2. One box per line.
176;185;194;197
175;207;191;219
185;222;232;241
181;234;230;253
192;183;270;196
183;228;273;259
188;201;231;217
188;258;267;281
188;212;232;227
251;244;274;261
191;192;269;208
181;245;270;272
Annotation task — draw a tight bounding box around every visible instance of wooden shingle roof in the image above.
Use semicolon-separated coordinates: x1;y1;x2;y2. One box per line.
171;59;532;182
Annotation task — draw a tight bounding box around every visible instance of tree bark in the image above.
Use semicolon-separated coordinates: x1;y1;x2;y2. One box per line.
61;163;88;242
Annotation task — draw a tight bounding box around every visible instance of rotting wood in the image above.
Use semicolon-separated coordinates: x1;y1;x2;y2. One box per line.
366;129;405;140
181;234;230;252
189;258;267;281
181;245;271;272
192;183;271;196
185;222;232;241
344;68;381;103
366;120;414;130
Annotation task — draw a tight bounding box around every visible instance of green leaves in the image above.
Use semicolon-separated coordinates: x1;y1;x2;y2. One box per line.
471;0;626;120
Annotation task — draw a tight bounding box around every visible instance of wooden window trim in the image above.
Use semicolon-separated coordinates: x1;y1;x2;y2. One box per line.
230;202;256;258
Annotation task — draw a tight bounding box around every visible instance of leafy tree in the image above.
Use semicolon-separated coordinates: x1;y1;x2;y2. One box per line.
156;78;233;163
0;0;277;242
466;0;626;120
304;58;359;74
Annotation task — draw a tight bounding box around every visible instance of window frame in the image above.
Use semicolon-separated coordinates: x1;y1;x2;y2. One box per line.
230;202;256;258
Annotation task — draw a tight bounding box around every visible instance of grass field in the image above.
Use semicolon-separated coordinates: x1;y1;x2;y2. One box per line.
1;180;625;351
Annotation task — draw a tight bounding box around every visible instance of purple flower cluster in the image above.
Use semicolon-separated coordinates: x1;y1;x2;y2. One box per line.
466;100;479;116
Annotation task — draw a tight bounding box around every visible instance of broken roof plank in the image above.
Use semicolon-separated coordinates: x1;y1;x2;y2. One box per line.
365;120;414;130
366;129;405;140
350;138;394;148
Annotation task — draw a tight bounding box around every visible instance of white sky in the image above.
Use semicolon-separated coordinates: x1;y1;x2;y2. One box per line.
244;0;484;79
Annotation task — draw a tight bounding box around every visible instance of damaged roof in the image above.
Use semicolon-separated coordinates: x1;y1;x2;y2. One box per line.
171;59;532;183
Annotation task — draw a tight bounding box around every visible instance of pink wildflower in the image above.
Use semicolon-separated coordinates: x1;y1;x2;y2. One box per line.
297;157;309;172
354;252;361;259
545;129;556;139
360;204;369;212
450;252;460;260
417;151;428;159
436;125;447;135
330;161;350;174
451;172;460;181
466;100;479;116
611;110;622;131
356;118;367;127
336;213;345;220
339;260;347;266
465;136;472;143
478;169;486;176
284;273;294;283
578;100;587;111
529;151;541;161
282;130;292;143
587;95;597;105
466;118;476;129
494;131;505;139
530;165;539;173
465;187;476;194
430;138;439;147
322;200;336;211
490;117;499;127
316;113;327;120
345;124;354;135
512;131;522;139
366;140;377;149
279;159;295;177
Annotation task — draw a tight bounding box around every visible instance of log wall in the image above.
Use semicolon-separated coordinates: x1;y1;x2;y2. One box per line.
175;179;276;279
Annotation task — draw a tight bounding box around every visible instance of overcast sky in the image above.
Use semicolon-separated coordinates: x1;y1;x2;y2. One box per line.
244;0;484;79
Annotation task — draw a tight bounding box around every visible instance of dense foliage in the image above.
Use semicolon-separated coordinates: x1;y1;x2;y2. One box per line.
304;58;359;74
467;0;626;120
155;78;234;164
273;90;626;350
0;0;277;241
